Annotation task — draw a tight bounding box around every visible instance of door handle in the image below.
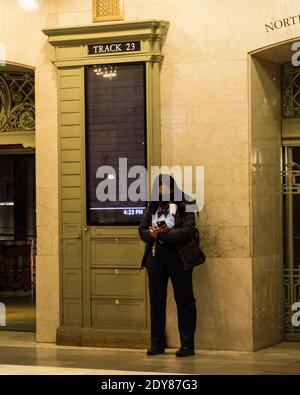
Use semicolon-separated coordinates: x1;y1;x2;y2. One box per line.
83;227;89;232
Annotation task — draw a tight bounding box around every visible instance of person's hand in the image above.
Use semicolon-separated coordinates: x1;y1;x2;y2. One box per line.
157;225;170;234
149;227;159;239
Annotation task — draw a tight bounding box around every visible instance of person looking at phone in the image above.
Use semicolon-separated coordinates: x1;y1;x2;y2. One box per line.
138;174;205;358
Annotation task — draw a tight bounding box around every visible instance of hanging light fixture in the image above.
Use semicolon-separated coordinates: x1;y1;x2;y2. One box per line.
18;0;38;12
93;65;117;80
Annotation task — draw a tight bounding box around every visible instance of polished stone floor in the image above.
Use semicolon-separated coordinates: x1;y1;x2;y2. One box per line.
0;331;300;375
0;297;35;331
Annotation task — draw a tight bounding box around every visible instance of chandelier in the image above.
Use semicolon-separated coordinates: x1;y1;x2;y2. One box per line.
93;65;117;80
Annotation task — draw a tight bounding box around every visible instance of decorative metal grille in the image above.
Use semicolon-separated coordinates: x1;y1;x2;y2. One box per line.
282;169;300;194
284;268;300;339
282;146;300;340
0;70;35;133
282;63;300;118
93;0;124;22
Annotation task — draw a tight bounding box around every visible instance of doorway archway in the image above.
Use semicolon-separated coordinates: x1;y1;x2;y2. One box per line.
0;64;36;332
250;38;300;346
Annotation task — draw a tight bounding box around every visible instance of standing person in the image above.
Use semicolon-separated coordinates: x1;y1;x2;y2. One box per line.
138;174;205;357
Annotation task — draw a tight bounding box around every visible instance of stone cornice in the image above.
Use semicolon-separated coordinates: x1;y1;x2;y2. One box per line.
43;20;169;46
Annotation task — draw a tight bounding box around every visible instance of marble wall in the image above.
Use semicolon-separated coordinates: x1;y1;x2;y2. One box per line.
1;0;300;349
250;56;283;350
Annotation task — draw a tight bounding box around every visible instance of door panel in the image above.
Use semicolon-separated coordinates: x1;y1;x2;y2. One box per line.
62;187;81;200
90;237;143;268
59;67;85;327
91;298;146;328
91;268;145;297
58;65;149;342
62;269;82;298
83;63;149;337
62;240;82;268
61;150;81;162
63;299;82;326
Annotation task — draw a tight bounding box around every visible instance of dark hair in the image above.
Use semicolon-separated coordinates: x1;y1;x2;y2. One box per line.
151;173;184;203
148;173;198;213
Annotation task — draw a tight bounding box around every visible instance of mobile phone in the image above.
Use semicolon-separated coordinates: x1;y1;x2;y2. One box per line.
157;220;167;228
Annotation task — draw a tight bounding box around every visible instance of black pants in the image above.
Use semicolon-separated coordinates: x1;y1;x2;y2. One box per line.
146;242;196;349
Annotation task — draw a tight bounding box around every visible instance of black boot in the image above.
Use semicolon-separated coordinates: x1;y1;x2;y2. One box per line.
175;346;195;357
147;346;165;356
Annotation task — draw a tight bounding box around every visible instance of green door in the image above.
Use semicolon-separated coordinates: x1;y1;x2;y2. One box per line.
44;20;169;348
57;64;151;347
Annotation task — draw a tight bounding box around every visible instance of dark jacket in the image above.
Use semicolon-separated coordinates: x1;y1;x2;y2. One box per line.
138;201;206;270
